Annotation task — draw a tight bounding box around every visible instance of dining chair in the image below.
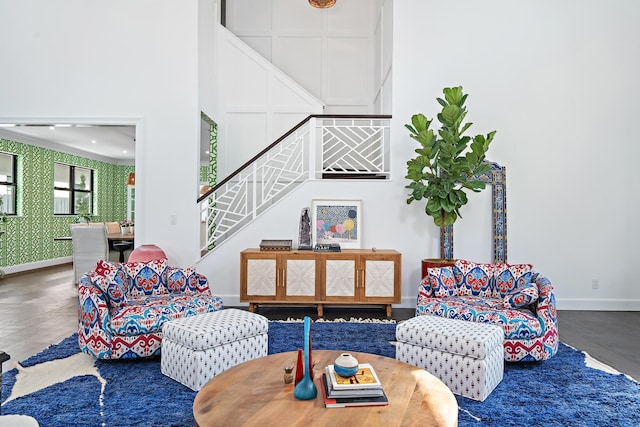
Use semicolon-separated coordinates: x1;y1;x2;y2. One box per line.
105;221;120;235
70;223;109;284
105;221;133;261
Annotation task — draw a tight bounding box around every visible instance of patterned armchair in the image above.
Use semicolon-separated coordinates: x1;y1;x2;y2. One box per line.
78;258;223;359
416;259;558;362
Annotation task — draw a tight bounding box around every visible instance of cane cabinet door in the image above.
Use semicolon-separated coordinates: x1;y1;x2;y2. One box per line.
241;250;320;303
241;251;279;301
323;253;358;301
361;253;401;302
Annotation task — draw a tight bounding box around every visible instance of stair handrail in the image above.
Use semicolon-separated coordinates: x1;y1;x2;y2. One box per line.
197;114;392;203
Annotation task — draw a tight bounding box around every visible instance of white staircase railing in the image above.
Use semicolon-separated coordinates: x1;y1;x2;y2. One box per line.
198;115;391;254
317;116;391;179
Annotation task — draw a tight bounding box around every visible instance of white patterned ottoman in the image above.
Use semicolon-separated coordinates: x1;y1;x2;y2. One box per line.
396;315;504;401
161;309;268;391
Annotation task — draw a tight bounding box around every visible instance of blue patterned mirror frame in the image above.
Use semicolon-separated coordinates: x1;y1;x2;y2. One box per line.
442;161;507;263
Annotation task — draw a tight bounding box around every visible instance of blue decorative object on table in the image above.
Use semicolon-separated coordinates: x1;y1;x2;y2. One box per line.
334;352;359;377
293;316;317;400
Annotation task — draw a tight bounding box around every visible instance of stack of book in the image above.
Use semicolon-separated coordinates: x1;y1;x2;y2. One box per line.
319;363;389;408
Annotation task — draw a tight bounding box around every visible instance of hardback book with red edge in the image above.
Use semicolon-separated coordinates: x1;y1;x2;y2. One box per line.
319;374;389;408
326;363;382;390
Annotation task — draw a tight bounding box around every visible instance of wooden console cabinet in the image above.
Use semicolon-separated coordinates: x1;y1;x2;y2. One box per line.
240;248;401;317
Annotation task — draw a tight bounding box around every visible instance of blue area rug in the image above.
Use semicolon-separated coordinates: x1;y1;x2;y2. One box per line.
2;322;639;426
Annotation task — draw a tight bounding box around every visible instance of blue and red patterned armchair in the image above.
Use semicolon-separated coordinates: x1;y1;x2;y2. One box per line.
78;258;224;359
416;259;558;362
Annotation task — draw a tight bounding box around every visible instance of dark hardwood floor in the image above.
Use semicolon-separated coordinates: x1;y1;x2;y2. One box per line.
1;263;638;381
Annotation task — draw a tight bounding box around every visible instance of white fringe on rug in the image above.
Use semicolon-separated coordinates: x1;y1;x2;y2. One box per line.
271;317;396;324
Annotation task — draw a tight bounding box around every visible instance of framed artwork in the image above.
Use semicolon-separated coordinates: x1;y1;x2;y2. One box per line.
311;199;362;249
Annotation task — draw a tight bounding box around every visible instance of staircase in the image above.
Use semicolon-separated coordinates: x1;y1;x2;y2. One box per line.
198;114;391;255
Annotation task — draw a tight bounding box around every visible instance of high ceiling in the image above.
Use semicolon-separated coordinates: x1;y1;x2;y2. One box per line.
0;124;136;163
0;121;212;165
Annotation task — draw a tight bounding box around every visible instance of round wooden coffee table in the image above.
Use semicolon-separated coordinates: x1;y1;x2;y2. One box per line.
193;350;458;427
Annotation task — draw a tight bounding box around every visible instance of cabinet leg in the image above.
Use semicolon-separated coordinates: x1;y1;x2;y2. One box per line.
385;304;392;318
317;304;324;318
249;303;256;313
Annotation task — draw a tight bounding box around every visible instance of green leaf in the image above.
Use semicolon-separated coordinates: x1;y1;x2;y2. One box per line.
439;129;455;145
404;124;417;135
448;191;460;205
441;105;461;126
459;93;468;108
426;197;442;214
466;151;479;165
440;196;455;212
443;210;458;226
411;114;428;132
456;110;468;129
474;163;492;176
443;86;464;105
416;129;436;147
459;122;472;135
457;190;468;205
464;180;487;191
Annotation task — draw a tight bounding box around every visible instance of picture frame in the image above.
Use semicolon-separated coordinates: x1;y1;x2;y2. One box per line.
311;199;362;249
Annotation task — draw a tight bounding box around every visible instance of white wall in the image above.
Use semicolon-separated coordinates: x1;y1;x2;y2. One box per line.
201;0;640;311
392;0;640;309
0;0;202;266
225;0;376;115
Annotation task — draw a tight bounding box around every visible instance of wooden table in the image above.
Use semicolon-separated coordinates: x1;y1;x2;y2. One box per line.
107;233;134;241
193;350;458;427
53;233;134;241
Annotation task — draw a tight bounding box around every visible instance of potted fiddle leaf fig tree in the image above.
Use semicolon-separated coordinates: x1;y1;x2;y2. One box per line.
405;86;496;261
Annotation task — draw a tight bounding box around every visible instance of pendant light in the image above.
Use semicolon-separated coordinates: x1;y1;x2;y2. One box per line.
309;0;336;8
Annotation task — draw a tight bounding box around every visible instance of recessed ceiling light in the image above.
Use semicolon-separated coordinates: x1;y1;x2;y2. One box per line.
91;140;96;144
123;150;127;153
49;126;55;130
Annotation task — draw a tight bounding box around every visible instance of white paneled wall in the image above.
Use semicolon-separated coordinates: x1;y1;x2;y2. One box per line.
226;0;377;114
217;26;323;179
374;0;393;114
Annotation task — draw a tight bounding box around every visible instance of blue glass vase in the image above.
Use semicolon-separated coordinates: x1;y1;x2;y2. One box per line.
293;317;317;400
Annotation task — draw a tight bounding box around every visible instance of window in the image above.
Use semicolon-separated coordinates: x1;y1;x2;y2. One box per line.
0;152;17;215
54;163;94;215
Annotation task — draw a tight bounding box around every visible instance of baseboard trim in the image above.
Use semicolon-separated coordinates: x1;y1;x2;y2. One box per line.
220;295;417;310
2;257;72;276
556;298;640;311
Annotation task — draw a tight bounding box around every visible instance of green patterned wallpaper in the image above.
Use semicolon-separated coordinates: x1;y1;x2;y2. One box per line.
0;138;134;268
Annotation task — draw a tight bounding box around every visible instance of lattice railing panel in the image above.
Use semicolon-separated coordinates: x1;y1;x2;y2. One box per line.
319;118;390;177
201;125;310;250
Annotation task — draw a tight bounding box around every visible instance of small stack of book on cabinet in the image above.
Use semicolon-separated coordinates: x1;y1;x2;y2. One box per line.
319;363;389;408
